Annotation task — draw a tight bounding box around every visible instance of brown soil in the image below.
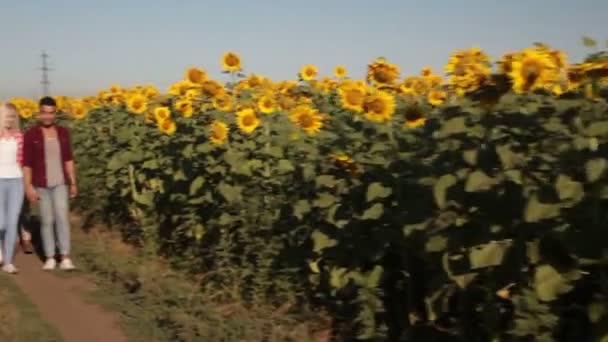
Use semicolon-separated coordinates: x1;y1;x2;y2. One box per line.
11;245;128;342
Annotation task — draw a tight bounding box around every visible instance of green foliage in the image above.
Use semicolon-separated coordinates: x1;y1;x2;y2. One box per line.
68;82;608;340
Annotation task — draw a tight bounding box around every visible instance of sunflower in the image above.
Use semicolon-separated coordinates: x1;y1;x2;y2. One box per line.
427;90;447;106
70;100;87;120
212;92;233;112
330;153;359;176
257;95;276;114
367;57;400;85
362;91;396;123
168;80;197;97
209;120;229;145
404;105;426;129
109;84;124;94
174;99;194;118
421;67;433;77
338;81;366;112
185;67;207;84
154;106;171;122
509;49;557;93
400;77;427;95
289;105;324;134
185;88;202;100
158;118;177;135
334;65;347;79
236;108;260;134
300;64;318;81
201;80;224;97
222;52;242;72
126;94;148;114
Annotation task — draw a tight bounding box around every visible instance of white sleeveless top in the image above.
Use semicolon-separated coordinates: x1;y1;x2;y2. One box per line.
0;137;23;179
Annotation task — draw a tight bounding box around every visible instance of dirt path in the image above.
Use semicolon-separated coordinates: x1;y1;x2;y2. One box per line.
11;250;128;342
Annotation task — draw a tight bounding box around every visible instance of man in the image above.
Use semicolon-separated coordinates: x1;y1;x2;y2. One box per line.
23;96;77;270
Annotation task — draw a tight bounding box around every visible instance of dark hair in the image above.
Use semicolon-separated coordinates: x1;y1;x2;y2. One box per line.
39;96;57;107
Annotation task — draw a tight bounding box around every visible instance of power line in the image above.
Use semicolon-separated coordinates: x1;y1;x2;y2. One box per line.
40;50;52;97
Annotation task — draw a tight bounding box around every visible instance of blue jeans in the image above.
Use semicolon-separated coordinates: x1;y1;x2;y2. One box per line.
0;178;24;265
36;185;71;258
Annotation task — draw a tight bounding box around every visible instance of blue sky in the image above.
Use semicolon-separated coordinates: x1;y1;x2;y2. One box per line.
1;0;606;99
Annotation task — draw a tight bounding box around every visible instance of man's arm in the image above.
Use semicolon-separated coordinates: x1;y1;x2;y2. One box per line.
22;131;39;202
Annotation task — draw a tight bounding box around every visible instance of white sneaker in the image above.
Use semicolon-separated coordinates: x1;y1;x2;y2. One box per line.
43;258;56;270
59;258;75;271
2;264;18;274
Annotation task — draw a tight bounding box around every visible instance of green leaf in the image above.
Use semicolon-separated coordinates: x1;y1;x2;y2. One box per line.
189;176;205;196
463;150;477;166
582;35;597;48
265;146;284;158
360;203;384;220
366;182;392;202
366;265;383;288
434;174;458;209
315;175;338;188
311;230;337;253
218;213;238;225
496;145;524;169
534;265;577;301
182;144;194;159
329;267;348;289
555;174;584;203
585;158;607;182
173;169;187;181
588;302;607;323
585;120;608;137
217;183;243;204
277;159;295;174
465;170;496;192
142;159;160;170
192;224;205;242
196;142;214;153
437;117;467;137
133;191;154;207
524;194;561;222
293;200;311;220
425;235;447;253
469;240;512;269
313;193;337;208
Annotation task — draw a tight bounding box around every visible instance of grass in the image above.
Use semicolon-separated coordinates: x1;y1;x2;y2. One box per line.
0;274;63;342
65;214;331;342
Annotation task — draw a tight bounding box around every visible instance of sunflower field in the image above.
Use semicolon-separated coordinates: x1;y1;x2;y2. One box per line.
8;42;608;341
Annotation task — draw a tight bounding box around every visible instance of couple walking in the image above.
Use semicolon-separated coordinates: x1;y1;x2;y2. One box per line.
0;96;77;274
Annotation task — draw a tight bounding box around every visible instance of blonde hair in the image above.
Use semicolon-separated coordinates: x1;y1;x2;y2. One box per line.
0;103;21;135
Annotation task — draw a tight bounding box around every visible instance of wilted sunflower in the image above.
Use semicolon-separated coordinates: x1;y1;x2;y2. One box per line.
158;118;177;135
212;92;233;112
289;105;324;135
126;94;148;114
257;95;276;114
367;57;400;85
300;64;318;81
404;105;426;129
185;67;208;84
427;90;447;106
509;49;558;93
236;108;260;134
222;52;242;72
209;120;229;145
154;106;171;122
362;91;396;123
174;99;194;117
334;65;347;79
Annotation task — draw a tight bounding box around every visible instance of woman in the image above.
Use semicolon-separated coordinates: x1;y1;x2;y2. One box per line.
0;102;24;274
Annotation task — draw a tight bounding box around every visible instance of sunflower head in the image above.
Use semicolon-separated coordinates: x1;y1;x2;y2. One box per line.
300;64;319;81
334;65;347;79
236;108;260;134
509;49;557;93
257;95;276;114
289;105;324;135
174;99;194;118
158;118;177;135
126;94;148;114
222;52;242;72
212;92;233;112
367;58;400;85
209;120;229;145
154;106;171;122
404;104;426;129
70;100;87;120
362;91;396;123
427;90;448;106
185;67;208;84
337;81;367;112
